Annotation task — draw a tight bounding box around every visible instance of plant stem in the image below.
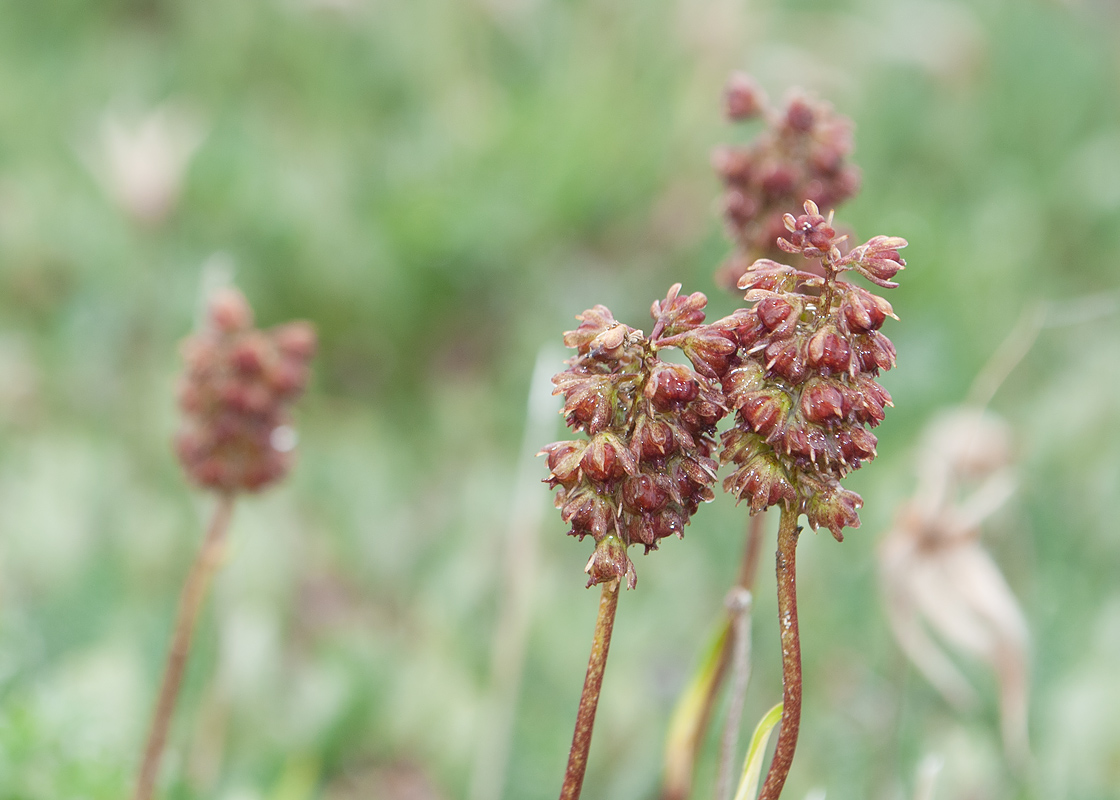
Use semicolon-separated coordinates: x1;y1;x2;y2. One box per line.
758;506;802;800
134;493;235;800
715;587;753;800
659;511;767;800
737;511;766;594
559;579;621;800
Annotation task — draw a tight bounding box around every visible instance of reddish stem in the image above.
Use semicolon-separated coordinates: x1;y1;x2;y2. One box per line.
759;505;802;800
559;579;621;800
134;493;235;800
737;510;766;592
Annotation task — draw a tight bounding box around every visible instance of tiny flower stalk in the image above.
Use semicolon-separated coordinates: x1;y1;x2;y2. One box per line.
134;288;315;800
543;285;732;800
713;201;908;799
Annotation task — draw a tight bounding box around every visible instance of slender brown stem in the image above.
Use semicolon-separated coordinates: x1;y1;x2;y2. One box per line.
659;511;767;800
134;493;236;800
737;511;766;593
758;506;802;800
560;579;621;800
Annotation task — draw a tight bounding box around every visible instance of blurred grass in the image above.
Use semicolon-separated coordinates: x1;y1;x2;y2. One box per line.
0;0;1119;798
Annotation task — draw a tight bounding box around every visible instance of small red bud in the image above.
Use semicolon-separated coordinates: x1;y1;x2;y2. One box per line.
805;482;862;541
581;434;629;482
648;364;699;409
209;288;253;333
757;296;794;330
800;380;845;424
584;535;635;589
807;325;851;373
785;96;816;132
725;72;766;120
622;473;669;514
761;165;796;199
273;321;318;360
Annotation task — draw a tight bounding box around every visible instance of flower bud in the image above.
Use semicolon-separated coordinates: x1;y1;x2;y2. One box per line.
652;507;685;540
839;287;894;333
273;321;318;360
584;534;636;589
677;328;738;379
764;337;807;382
847;376;892;426
780;206;837;255
560;490;614;540
846;235;908;287
541;440;588;486
800;379;845;424
756;295;796;331
563;305;617;353
848;426;878;461
723;307;767;350
581;432;635;482
739;389;791;437
806;324;851;373
785;95;816;132
804;482;863;541
723;451;796;513
622;473;669;513
651;283;709;336
760;165;796;199
633;418;676;460
648;363;699;409
725;72;766;120
209;287;253;333
722;361;766;410
589;324;629;359
554;372;615;434
851;332;896;373
231;333;268;374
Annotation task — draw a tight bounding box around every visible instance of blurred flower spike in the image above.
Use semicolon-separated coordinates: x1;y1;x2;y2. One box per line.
713;200;907;540
176;287;317;493
878;407;1030;766
713;73;861;290
541;284;732;588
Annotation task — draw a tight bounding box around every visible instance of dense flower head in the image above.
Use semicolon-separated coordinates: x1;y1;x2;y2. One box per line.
541;285;732;588
712;201;907;539
712;72;860;290
175;287;317;493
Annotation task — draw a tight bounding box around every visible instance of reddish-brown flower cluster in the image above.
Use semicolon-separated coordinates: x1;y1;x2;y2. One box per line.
541;285;733;588
714;201;906;539
713;73;861;290
176;288;317;493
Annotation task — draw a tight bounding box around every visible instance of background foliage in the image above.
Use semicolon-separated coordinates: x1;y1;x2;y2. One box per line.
0;0;1118;797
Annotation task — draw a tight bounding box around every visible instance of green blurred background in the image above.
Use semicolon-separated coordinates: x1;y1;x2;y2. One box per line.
0;0;1118;797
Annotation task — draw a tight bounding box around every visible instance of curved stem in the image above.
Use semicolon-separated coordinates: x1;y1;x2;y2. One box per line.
134;493;236;800
758;506;802;800
559;579;621;800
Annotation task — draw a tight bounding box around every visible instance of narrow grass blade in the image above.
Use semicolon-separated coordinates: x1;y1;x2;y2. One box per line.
661;618;732;800
732;702;783;800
